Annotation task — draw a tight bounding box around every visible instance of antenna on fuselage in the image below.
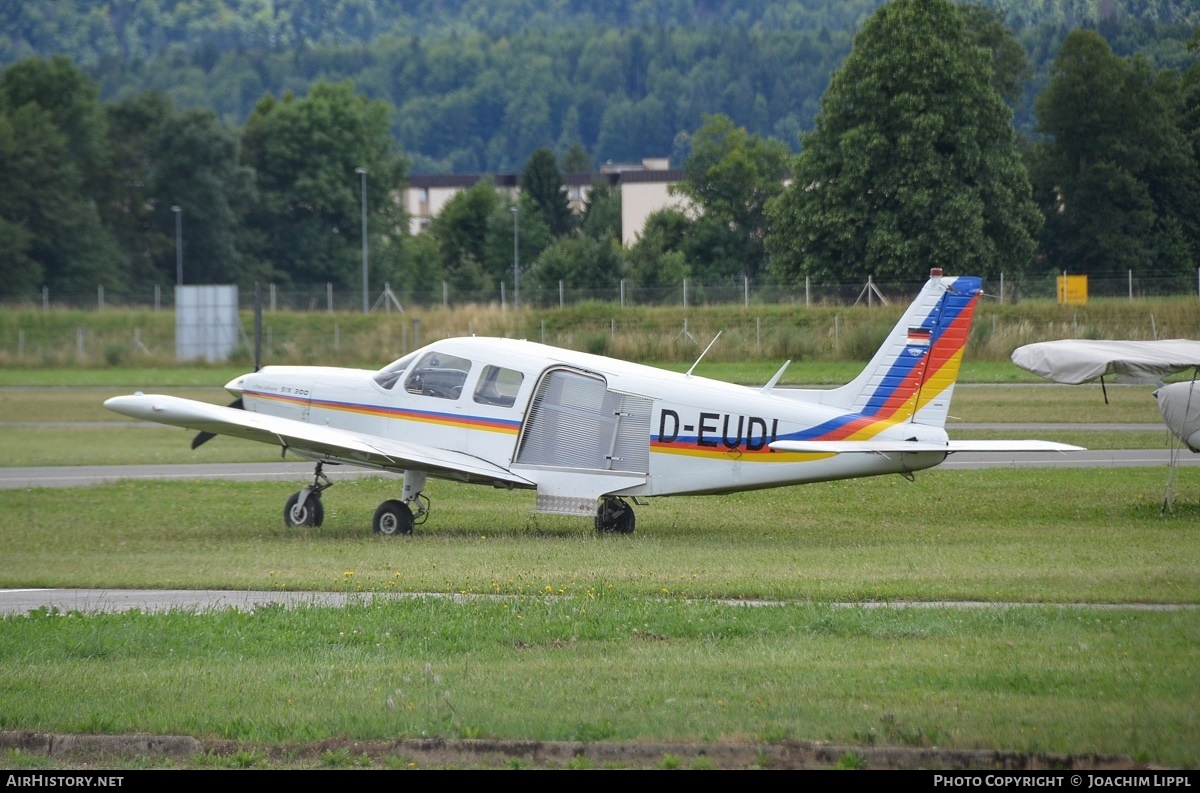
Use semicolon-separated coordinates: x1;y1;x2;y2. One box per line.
761;360;792;393
685;331;722;378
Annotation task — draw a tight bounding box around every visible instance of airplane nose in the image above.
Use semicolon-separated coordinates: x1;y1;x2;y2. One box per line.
225;374;251;398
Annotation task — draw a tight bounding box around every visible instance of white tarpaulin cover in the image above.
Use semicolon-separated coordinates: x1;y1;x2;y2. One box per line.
1011;339;1200;385
1155;381;1200;453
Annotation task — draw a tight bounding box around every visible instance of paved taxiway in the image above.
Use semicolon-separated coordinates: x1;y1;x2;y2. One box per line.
1;445;1198;490
2;588;1196;616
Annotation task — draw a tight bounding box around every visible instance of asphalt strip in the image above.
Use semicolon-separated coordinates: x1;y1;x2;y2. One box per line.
0;588;1194;615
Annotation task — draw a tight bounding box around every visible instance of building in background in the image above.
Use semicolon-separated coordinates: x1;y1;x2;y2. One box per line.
402;158;687;245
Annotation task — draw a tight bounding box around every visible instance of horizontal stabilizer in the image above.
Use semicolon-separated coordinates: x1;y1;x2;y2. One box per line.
769;439;1084;455
944;440;1085;453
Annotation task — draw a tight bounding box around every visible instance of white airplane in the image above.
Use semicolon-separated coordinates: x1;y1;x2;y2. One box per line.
105;269;1080;535
1012;338;1200;452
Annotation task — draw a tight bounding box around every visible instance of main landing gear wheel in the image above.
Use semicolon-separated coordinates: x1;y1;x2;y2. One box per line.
595;496;635;534
373;499;414;536
284;490;324;527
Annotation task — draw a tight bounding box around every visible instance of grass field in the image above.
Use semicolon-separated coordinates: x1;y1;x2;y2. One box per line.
2;469;1199;766
5;469;1198;602
1;353;1197;768
4;295;1199;369
2;599;1195;767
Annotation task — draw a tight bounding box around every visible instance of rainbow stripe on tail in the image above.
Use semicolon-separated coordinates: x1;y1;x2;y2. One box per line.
807;270;981;434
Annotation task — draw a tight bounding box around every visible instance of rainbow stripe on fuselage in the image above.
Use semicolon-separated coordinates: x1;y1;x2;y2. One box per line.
245;390;521;435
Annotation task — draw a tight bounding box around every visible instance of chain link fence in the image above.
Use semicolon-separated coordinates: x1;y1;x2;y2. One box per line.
6;271;1199;312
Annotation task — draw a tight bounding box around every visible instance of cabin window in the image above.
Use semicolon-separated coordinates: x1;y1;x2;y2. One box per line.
373;352;418;390
473;365;524;408
404;352;471;399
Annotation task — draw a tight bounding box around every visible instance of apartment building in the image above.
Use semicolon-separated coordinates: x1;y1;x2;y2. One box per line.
402;158;688;246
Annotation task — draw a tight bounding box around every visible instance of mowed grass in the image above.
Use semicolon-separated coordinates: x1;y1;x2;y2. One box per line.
4;469;1198;604
1;599;1195;766
0;386;234;422
2;360;1197;765
3;467;1198;765
949;383;1164;424
1;426;281;467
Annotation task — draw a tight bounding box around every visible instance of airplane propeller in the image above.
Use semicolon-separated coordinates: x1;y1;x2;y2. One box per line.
191;397;244;449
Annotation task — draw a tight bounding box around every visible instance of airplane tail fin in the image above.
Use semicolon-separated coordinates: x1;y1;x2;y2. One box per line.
818;269;982;429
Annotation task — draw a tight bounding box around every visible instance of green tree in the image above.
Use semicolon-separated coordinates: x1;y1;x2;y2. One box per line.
497;194;550;299
104;92;174;285
957;3;1029;107
0;57;125;296
155;109;256;285
1031;29;1200;286
0;55;109;196
428;179;499;293
625;209;691;299
676;114;790;281
0;114;39;297
766;0;1041;285
397;231;445;302
560;141;592;175
580;178;622;243
427;182;550;300
240;81;407;289
520;147;573;239
1183;28;1200;166
527;234;623;298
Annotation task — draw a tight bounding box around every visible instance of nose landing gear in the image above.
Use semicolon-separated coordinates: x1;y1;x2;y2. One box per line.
283;462;333;527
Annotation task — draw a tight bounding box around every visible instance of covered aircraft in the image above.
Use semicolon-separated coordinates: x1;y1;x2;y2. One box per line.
106;270;1080;535
1011;339;1200;453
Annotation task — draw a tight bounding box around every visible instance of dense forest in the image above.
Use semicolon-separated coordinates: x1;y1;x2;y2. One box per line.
2;1;1197;170
0;0;1198;304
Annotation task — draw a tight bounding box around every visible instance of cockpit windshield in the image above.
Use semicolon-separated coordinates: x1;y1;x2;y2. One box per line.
372;352;418;390
404;352;471;399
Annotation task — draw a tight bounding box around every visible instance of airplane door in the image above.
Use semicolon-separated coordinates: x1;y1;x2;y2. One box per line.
514;368;651;474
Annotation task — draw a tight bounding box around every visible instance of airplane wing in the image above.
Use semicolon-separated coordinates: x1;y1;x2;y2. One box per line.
1011;339;1200;385
104;394;534;487
769;439;1083;454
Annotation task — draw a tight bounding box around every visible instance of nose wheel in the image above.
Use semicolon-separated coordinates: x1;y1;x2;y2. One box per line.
283;462;333;527
284;490;324;527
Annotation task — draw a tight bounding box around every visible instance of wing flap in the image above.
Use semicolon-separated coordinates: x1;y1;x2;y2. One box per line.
104;394;533;486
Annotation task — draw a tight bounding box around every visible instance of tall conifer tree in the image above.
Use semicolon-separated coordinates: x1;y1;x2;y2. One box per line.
767;0;1040;284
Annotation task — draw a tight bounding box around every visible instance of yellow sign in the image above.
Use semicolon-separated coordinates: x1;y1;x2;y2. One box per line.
1057;274;1088;305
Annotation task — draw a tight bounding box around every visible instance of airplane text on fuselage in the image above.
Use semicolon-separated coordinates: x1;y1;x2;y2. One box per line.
657;409;779;451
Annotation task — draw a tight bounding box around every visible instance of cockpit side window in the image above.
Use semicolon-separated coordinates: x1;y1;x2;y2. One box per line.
372;352;418;390
473;365;524;408
404;352;471;400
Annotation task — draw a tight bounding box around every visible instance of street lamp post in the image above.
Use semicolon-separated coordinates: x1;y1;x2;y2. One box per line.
171;205;182;285
356;167;368;314
511;206;519;309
